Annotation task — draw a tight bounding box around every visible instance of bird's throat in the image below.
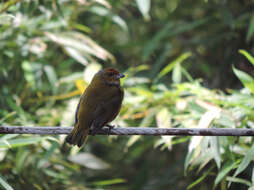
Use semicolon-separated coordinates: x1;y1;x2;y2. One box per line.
104;80;120;87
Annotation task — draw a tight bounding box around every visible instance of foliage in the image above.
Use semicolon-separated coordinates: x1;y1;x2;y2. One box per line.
0;0;254;190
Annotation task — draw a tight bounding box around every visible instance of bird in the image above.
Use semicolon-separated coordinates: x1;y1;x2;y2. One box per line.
65;68;125;147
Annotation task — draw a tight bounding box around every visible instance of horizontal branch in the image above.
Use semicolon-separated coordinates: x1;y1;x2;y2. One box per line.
0;126;254;136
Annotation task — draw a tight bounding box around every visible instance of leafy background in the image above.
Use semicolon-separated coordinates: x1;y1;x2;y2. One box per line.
1;0;254;189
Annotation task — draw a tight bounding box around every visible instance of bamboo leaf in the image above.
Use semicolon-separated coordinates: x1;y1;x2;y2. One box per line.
239;49;254;66
156;52;191;82
214;160;238;187
136;0;151;21
232;66;254;93
233;143;254;177
0;175;13;190
246;16;254;43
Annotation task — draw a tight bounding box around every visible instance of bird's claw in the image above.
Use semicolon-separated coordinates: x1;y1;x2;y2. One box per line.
104;124;115;135
90;124;115;136
90;128;98;136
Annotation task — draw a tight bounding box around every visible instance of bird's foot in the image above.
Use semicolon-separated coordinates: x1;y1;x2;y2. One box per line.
90;128;98;136
104;124;115;135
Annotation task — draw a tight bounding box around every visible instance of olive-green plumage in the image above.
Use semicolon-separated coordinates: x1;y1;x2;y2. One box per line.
65;68;124;147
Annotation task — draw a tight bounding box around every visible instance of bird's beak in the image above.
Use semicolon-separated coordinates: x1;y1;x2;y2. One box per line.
117;73;125;79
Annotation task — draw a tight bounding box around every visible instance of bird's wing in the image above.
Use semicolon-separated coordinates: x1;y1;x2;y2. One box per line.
92;89;124;131
74;97;82;125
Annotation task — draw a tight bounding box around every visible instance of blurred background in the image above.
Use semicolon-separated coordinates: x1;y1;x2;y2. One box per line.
1;0;254;189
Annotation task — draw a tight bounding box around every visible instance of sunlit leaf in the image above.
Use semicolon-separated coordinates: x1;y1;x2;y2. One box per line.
64;47;88;66
0;14;15;25
75;79;86;93
187;166;214;189
22;61;36;89
232;66;254;94
69;153;110;170
239;49;254;66
156;108;172;150
0;175;13;190
233;143;254;177
184;149;194;173
126;109;156;148
214;160;238;187
136;0;151;21
210;137;221;168
0;137;45;149
226;176;252;187
89;6;128;32
172;62;182;83
156;52;191;82
44;65;57;90
45;32;115;64
84;63;102;83
252;166;254;184
93;178;126;186
15;148;29;173
0;134;19;141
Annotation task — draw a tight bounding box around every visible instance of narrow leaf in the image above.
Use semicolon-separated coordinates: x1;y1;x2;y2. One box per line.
239;49;254;66
232;66;254;93
214;160;238;187
210;136;221;168
156;52;191;82
233;143;254;177
93;178;126;186
0;137;45;149
187;166;214;189
136;0;151;21
226;176;251;186
0;175;13;190
246;16;254;43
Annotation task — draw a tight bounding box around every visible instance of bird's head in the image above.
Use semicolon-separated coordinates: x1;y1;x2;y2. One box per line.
93;68;125;86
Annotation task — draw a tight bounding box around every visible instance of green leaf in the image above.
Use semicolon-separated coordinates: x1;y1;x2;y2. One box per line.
156;52;191;82
0;14;15;25
210;137;221;168
142;22;174;60
187;166;214;189
136;0;151;21
0;175;14;190
44;65;57;91
252;167;254;183
89;6;128;32
0;134;19;141
15;148;29;173
93;178;126;186
233;143;254;177
246;16;254;43
226;176;251;187
45;32;115;64
156;108;172;149
37;141;59;168
22;61;36;89
68;153;110;170
126;109;156;148
214;160;239;187
172;62;182;83
232;66;254;93
0;137;45;149
184;149;194;174
239;49;254;66
0;112;16;124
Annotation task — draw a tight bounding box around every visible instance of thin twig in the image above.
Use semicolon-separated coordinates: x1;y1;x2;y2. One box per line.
0;126;254;136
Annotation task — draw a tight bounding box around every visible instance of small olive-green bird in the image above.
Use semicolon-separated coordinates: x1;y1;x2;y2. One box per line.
65;68;125;147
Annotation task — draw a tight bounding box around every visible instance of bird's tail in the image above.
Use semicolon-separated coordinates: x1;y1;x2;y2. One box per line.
65;123;89;147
